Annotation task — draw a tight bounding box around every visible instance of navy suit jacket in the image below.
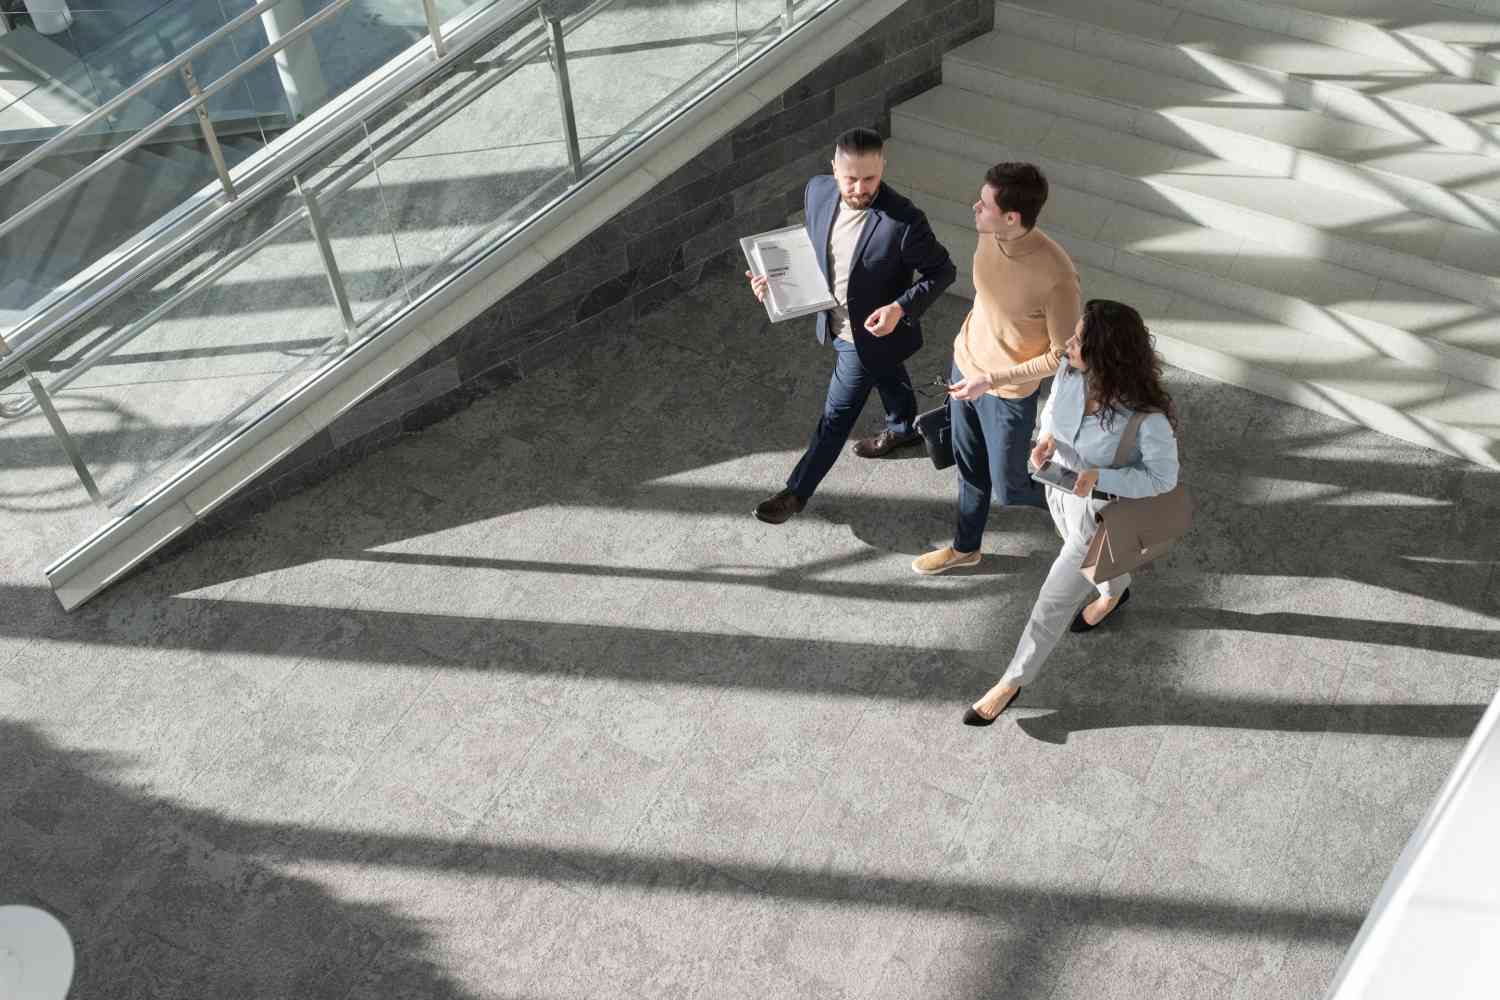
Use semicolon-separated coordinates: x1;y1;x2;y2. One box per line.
803;175;956;372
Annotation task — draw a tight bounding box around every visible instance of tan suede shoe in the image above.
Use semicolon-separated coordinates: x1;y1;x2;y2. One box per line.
911;546;980;576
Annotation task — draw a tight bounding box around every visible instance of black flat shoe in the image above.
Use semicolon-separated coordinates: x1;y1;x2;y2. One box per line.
962;707;996;727
1070;587;1131;633
962;687;1020;726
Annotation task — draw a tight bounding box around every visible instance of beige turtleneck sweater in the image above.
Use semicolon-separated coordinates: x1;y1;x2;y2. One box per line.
952;226;1081;399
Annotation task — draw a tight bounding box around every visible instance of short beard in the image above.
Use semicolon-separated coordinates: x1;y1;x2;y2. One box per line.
842;189;877;210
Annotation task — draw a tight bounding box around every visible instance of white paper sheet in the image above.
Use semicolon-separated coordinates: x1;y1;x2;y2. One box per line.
740;224;837;323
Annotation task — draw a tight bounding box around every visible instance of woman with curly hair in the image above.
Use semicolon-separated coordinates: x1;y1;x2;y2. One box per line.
963;299;1181;726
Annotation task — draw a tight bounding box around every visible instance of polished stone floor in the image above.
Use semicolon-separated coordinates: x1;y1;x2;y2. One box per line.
2;266;1498;999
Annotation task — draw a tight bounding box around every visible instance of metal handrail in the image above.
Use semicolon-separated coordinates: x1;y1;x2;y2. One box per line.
0;0;734;428
0;0;597;419
0;0;291;195
24;0;833;526
0;0;525;369
0;0;355;243
24;212;308;405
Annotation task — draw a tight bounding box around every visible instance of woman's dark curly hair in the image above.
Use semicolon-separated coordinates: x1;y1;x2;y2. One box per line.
1077;299;1178;432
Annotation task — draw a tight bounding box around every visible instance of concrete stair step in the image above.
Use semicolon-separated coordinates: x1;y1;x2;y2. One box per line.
920;210;1500;468
943;31;1500;234
990;0;1500;156
891;85;1500;312
883;136;1500;391
1132;0;1500;86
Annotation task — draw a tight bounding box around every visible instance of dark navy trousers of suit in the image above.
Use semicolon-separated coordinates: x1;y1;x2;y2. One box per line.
951;361;1046;553
785;339;916;500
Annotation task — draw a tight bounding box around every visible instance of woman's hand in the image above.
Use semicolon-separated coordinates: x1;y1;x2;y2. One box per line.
947;373;993;401
1072;468;1099;497
1029;434;1055;470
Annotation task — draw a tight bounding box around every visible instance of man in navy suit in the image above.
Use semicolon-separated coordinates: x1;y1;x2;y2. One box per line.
747;128;956;524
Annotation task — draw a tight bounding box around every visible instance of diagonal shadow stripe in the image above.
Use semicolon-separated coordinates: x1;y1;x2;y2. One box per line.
351;549;1031;600
195;821;1368;941
4;585;1489;741
1140;608;1500;659
1016;702;1487;745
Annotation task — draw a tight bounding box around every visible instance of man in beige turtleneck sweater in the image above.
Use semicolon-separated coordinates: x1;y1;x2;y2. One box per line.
914;162;1082;575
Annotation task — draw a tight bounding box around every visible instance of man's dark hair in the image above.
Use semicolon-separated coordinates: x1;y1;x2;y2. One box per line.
984;161;1048;229
833;127;884;158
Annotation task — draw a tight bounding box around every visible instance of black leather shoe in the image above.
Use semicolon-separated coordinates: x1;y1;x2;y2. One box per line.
852;429;921;458
753;488;806;525
1070;588;1131;633
962;707;998;727
962;687;1020;726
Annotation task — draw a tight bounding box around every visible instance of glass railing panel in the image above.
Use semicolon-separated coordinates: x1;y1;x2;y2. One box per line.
53;0;283;132
0;7;111;136
0;3;547;513
563;0;744;163
0;365;117;542
2;0;846;525
0;0;406;339
0;101;271;321
306;120;412;329
372;16;576;301
36;170;347;509
565;0;807;171
0;99;271;315
300;0;492;122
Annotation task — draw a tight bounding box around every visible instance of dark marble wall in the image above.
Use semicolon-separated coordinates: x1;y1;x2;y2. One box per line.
167;0;993;543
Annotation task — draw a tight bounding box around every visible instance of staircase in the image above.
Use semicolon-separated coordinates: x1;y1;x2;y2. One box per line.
884;0;1500;467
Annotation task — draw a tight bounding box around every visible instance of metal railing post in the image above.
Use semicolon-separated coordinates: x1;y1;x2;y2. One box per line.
541;13;583;180
295;178;358;339
24;365;105;506
783;0;795;31
421;0;447;58
180;61;239;201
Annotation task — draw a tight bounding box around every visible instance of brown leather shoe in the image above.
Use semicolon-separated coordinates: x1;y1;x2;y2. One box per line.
753;488;806;524
912;546;981;576
852;429;921;458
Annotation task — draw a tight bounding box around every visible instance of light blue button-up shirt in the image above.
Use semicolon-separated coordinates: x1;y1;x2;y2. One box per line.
1039;360;1180;499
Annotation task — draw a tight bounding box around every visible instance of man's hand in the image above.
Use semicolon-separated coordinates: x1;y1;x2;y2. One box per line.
864;302;904;337
746;270;769;303
1029;434;1056;471
947;373;992;401
1072;468;1100;498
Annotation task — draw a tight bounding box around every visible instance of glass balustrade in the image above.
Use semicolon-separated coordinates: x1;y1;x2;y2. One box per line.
0;0;833;533
0;1;494;326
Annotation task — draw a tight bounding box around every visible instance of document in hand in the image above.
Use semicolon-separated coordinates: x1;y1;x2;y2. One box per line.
740;224;837;323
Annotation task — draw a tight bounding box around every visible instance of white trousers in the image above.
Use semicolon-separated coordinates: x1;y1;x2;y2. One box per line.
1000;485;1130;687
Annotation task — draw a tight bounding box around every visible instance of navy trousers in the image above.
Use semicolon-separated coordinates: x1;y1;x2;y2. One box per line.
786;338;916;500
951;361;1046;553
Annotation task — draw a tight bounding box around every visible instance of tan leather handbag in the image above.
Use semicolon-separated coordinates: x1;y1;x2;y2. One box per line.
1081;411;1193;584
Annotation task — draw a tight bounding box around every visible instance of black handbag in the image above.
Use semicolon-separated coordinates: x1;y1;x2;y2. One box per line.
914;403;953;470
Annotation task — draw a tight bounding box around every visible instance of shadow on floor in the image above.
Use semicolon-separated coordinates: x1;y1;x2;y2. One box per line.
2;719;1365;999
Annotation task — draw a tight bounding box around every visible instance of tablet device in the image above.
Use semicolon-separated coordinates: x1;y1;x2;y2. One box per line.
1030;459;1079;492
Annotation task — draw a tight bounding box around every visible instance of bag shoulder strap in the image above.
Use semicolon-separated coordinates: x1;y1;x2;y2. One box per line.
1110;411;1150;469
